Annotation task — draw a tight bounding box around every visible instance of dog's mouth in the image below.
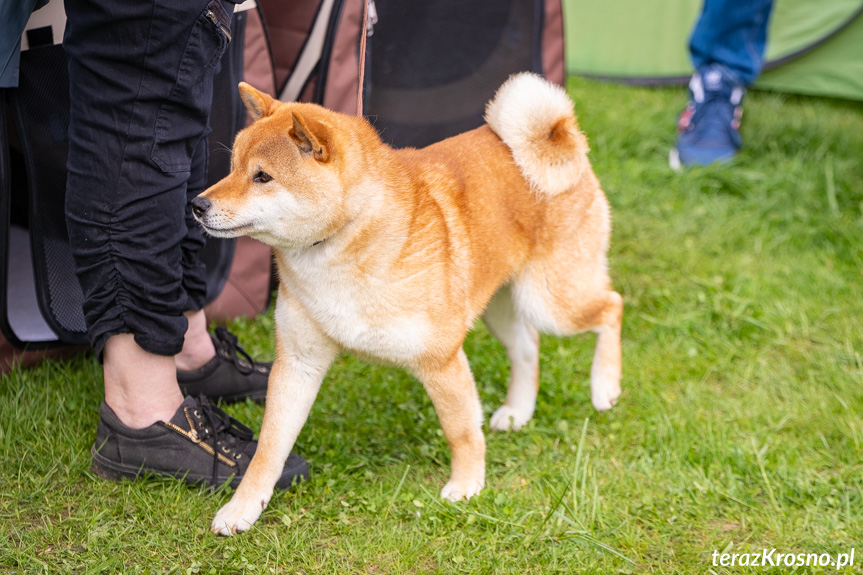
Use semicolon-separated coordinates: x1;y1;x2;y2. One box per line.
199;222;255;237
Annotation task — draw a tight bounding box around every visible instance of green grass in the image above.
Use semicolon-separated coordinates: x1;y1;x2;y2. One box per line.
2;78;863;573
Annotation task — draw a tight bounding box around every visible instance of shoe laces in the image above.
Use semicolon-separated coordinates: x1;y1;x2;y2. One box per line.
190;395;254;485
680;69;743;138
213;326;261;375
695;95;738;126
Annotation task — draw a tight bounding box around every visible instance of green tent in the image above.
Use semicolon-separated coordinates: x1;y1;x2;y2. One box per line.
563;0;863;101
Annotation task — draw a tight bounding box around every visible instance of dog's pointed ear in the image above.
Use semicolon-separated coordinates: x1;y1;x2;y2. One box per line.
290;111;330;162
238;82;277;121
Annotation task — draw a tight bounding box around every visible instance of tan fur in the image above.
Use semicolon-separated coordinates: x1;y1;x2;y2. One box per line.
199;75;623;535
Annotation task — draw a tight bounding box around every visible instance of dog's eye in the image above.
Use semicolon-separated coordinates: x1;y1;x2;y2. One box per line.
254;171;272;183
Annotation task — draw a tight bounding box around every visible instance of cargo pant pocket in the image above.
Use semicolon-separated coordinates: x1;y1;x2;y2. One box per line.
151;0;232;173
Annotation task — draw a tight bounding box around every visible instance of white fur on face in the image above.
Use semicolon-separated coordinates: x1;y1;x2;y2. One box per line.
201;172;344;249
200;185;303;237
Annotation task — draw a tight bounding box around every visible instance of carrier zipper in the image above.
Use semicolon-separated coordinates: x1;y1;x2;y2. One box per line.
206;9;232;43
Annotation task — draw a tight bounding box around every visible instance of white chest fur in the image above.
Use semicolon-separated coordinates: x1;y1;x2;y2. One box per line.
277;249;431;365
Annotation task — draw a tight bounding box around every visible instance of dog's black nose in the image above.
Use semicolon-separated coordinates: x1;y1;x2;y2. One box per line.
191;196;211;219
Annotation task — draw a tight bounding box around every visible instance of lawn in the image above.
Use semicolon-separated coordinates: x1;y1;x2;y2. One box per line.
2;77;862;574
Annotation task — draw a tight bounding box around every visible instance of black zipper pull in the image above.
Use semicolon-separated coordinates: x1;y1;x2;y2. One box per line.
205;9;232;43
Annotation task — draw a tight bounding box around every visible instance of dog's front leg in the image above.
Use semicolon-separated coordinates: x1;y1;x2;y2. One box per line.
212;296;338;536
415;348;486;501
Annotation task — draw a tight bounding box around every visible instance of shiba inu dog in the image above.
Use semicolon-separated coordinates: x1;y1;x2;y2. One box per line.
192;72;622;535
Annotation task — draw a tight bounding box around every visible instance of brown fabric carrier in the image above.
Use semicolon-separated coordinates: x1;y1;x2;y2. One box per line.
543;0;566;86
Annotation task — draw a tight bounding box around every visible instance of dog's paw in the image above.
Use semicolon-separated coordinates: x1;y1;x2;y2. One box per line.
211;497;267;537
489;405;532;431
590;376;621;412
440;478;484;502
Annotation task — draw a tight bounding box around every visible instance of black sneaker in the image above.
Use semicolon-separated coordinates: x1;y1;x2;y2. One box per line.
177;326;270;403
90;396;308;489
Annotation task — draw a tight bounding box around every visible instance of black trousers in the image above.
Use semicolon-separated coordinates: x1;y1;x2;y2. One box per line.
63;0;234;358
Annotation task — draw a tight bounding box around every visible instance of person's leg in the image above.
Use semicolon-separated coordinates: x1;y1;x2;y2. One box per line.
671;0;773;168
64;0;227;363
689;0;774;86
66;0;309;490
100;129;216;430
65;0;229;426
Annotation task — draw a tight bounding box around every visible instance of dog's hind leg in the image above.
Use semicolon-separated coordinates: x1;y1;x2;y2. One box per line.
513;256;623;412
482;286;540;431
582;290;623;412
414;348;486;501
212;295;339;536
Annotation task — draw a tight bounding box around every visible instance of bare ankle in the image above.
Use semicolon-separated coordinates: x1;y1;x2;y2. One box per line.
107;395;183;429
103;334;184;428
175;310;216;372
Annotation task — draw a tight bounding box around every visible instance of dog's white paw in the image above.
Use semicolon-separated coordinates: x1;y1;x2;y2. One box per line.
489;404;532;431
440;478;484;502
590;376;621;412
211;497;266;537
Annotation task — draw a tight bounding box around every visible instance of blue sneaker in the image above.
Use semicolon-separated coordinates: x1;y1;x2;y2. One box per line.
669;64;744;169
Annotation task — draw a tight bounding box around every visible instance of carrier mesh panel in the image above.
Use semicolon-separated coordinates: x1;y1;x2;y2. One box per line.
13;45;87;343
364;0;544;149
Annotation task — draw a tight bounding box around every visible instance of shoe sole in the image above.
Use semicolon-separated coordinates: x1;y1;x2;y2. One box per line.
90;445;242;488
668;148;682;171
90;445;309;490
669;146;739;169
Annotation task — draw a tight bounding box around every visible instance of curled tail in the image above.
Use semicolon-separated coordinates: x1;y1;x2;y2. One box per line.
485;72;589;197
